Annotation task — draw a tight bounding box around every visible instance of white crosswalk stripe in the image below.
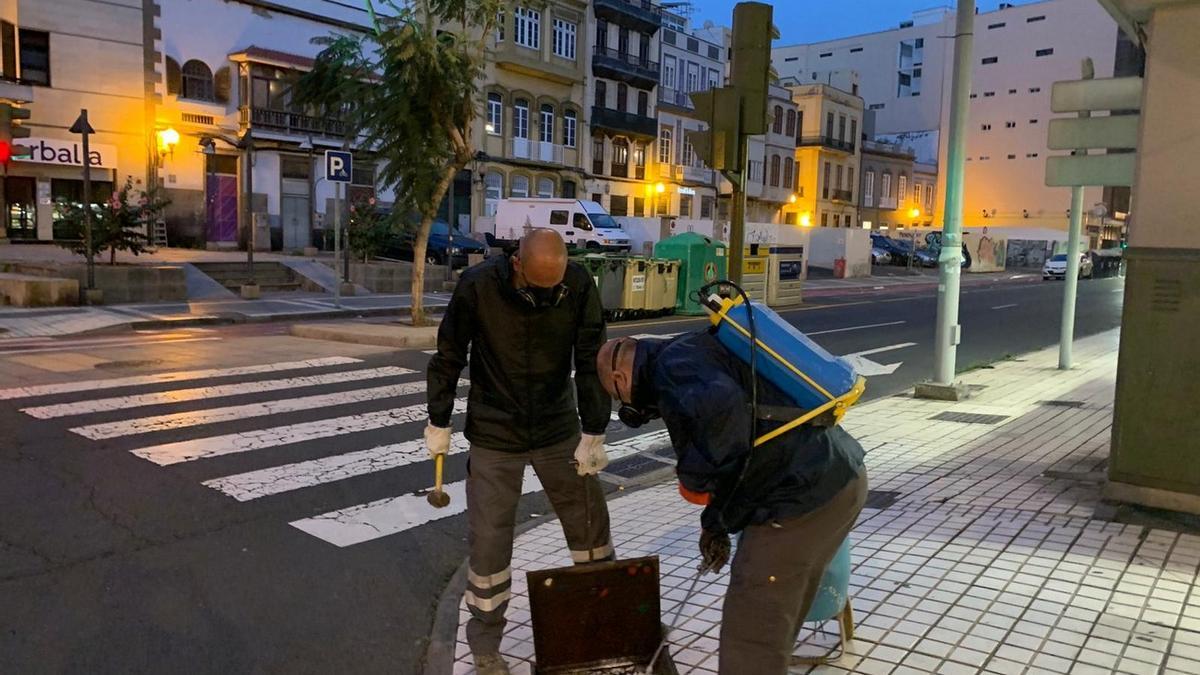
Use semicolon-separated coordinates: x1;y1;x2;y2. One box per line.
0;357;362;400
22;366;415;419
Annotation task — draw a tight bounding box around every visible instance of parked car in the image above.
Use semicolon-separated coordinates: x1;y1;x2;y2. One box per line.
913;249;938;267
870;234;911;264
381;220;487;268
1042;253;1094;280
871;247;892;265
492;198;632;251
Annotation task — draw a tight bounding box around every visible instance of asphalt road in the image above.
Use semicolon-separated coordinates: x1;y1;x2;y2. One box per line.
0;274;1124;674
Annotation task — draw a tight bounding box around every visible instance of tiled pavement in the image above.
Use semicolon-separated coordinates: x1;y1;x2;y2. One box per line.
448;329;1200;674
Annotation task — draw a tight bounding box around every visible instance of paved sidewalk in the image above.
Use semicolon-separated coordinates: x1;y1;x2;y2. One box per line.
445;329;1200;675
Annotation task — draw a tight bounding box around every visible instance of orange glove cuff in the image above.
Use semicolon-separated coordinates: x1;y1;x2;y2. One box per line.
678;483;711;506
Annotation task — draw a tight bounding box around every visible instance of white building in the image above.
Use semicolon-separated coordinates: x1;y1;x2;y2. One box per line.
772;0;1120;237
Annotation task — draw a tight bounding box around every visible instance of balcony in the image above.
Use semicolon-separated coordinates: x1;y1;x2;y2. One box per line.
832;189;854;203
509;138;566;165
493;40;583;85
593;0;663;34
242;107;345;138
797;134;856;154
592;46;660;90
658;88;694;111
591;106;657;140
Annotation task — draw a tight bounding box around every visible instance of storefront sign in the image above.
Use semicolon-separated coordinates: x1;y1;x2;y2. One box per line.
15;138;118;170
678;186;696;196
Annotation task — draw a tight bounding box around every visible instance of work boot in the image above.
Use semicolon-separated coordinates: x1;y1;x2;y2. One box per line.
472;652;511;675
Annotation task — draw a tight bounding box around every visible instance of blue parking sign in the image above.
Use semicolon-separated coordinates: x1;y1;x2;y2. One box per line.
325;150;352;183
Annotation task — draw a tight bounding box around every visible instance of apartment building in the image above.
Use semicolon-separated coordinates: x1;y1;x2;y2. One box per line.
858;140;937;232
781;82;864;230
1;0;154;243
653;8;721;221
583;0;662;217
476;1;590;222
772;0;1120;240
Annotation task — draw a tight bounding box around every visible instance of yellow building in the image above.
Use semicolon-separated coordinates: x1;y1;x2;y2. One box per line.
782;83;864;229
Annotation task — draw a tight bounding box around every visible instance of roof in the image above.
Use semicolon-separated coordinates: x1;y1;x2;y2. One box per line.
229;46;316;70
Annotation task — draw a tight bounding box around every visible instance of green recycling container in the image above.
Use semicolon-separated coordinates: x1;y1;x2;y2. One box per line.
654;232;728;315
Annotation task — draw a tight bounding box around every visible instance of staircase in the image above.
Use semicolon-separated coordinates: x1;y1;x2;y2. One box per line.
191;262;303;293
150;219;168;248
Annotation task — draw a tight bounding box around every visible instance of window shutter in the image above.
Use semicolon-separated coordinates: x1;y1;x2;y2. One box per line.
213;65;231;104
165;56;181;95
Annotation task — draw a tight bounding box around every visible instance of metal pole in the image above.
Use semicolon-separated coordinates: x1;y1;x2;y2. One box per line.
80;110;95;291
931;0;975;385
727;136;749;285
1060;188;1084;369
333;181;342;308
244;139;256;285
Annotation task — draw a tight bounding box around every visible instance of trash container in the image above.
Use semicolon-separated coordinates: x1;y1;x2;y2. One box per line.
654;232;727;315
766;245;805;308
642;259;666;314
577;254;625;319
741;245;769;302
657;260;679;316
619;257;649;319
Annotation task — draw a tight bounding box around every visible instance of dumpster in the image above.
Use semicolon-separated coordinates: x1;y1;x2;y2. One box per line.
766;245;805;308
619;257;649;319
654;232;727;315
643;259;679;316
657;260;678;316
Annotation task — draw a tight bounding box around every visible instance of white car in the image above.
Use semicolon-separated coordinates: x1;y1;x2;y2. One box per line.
871;247;892;265
1043;253;1094;280
491;199;632;251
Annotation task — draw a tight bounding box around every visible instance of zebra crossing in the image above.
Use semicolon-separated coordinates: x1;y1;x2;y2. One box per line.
0;355;670;549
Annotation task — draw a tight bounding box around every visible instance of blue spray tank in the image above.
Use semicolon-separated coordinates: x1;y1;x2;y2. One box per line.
702;293;865;446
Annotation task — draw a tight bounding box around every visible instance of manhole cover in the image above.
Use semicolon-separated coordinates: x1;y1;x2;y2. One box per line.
603;453;671;478
1040;400;1086;408
95;359;163;370
930;411;1010;425
864;490;901;510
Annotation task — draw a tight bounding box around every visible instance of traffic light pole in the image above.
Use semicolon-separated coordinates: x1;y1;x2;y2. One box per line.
726;135;749;286
1058;59;1094;370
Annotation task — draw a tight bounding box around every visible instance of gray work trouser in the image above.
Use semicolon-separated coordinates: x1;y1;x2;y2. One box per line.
463;434;614;656
719;468;868;675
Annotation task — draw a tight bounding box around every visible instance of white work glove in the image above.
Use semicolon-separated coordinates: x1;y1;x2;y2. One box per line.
574;433;608;476
424;422;451;458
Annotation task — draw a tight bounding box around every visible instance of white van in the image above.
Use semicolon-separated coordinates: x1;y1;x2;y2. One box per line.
492;199;632;251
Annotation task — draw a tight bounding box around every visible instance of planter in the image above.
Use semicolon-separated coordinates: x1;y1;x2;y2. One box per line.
0;262;187;304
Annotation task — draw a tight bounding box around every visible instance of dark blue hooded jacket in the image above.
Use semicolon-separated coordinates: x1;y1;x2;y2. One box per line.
634;330;866;535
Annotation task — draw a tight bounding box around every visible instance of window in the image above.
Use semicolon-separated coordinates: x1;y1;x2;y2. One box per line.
898;174;907;203
869;103;885;111
796;111;804;142
595;81;606;108
1035;48;1054;57
979;156;990;161
1029;87;1042;93
1;22;14;80
658;127;672;165
662;55;677;89
881;172;892;200
1007;154;1016;159
988;22;1006;29
633;196;645;216
563;110;577;147
822;162;831;199
514;7;541;50
637;91;648;117
539;104;554;143
562;181;576;198
514;99;529;139
864;171;875;207
352;162;376;187
1028;118;1039;125
706;68;719;90
633;143;646;179
981;124;992;131
680;194;692;218
825;112;834;138
769;155;781;187
913;182;921;203
981;57;998;65
1026;152;1039;158
686;62;700;92
850;119;857;145
592;138;604;174
785;109;796;138
18;29;49;86
610;195;628;216
970;94;977;99
552;19;576;59
784;56;798;63
612;138;629;177
486;93;502;135
819;52;832;58
850;47;863;53
847;169;854;202
821;211;828;227
708;45;720;60
686;36;699;53
925;184;933;209
496;11;505;42
983;91;995;97
682;136;695;167
537;177;554;198
701;196;714;219
511;174;530;198
1005;121;1016;129
181;60;214;101
833;214;841;227
835;164;843;190
1027;15;1046;23
782;158;793;191
550;210;569;225
838;115;846;142
484;172;503;216
616;83;627;112
772;105;784;134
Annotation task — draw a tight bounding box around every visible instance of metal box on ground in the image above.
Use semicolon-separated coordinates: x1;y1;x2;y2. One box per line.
767;245;805;308
741;245;768;302
653;232;727;315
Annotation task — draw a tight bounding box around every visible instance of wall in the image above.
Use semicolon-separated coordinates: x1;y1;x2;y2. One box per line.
808;227;871;277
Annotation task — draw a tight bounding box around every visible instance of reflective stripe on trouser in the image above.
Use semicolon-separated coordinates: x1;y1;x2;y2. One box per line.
718;468;868;675
465;435;614;655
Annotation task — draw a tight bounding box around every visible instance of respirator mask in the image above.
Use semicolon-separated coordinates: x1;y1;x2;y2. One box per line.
612;338;660;428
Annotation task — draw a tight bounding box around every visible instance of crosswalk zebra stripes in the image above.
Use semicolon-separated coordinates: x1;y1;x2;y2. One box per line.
5;356;670;550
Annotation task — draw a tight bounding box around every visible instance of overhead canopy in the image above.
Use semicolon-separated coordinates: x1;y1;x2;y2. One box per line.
1095;0;1199;47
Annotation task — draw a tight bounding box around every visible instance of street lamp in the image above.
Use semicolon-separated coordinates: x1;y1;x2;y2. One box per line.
799;211;812;227
156;127;180;163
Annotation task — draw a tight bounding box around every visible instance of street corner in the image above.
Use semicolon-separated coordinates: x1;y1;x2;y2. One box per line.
290;321;439;350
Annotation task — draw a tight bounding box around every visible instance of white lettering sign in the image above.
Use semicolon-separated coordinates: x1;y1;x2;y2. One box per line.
632;274;646;292
678;186;696;196
16;138;118;169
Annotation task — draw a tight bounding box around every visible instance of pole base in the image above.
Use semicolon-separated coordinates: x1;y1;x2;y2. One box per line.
240;283;261;300
83;288;104;306
914;380;971;402
1103;480;1200;517
338;281;356;297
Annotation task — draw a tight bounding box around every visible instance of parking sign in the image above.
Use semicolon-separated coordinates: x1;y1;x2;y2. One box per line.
325;150;352;183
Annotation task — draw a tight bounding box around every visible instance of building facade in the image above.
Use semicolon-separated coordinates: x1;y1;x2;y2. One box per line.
858;140;931;232
1;0;154;243
772;0;1120;240
782;83;864;230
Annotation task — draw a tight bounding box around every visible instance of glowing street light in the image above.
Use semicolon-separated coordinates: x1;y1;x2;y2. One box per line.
799;211;812;227
909;207;921;220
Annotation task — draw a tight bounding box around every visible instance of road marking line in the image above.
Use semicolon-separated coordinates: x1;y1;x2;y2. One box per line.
23;366;416;419
0;356;363;400
808;320;906;336
130;399;467;466
991;304;1019;310
1;337;222;355
204;433;473;501
72;379;450;440
846;342;917;358
626;332;683;340
289;430;672;547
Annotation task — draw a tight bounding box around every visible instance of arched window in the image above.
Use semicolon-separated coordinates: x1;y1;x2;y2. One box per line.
513;98;529;139
772;105;784;134
562;109;577;147
658;127;672;165
785;110;796;137
511;174;530;198
769;154;781;187
539;103;554;143
537;177;555;198
484;172;504;216
782;157;794;192
181;60;214;101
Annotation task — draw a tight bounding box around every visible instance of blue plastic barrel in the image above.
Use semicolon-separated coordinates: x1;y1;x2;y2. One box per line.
707;298;858;411
804;537;852;623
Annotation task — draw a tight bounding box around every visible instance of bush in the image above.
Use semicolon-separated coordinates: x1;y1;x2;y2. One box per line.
347;196;393;262
54;176;170;264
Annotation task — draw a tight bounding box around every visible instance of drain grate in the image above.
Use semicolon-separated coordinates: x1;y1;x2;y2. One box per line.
95;359;164;370
930;411;1010;425
864;490;901;510
1040;400;1086;408
603;453;671;479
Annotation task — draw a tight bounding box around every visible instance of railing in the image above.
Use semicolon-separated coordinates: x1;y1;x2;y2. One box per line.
683;164;715;184
797;134;856;153
592;46;660;83
861;139;915;158
509;138;565;165
590;105;657;138
242;107;345;138
832;189;854;203
593;0;664;28
658;88;693;109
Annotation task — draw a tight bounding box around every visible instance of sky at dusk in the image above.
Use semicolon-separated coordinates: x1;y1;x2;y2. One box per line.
682;0;1041;45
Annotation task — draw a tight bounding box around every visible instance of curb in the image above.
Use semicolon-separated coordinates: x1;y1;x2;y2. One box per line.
290;323;438;349
73;305;449;336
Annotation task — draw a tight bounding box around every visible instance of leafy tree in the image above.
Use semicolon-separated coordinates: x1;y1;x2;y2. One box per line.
54;176;170;264
293;0;503;324
347;196;392;263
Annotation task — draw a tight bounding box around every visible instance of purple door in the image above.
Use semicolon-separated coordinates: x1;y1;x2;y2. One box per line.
206;174;238;243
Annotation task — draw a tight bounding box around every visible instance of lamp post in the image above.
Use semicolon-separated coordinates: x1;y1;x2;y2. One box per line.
199;132;257;298
298;136;316;256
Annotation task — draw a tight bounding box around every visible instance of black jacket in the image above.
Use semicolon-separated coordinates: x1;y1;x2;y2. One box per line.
637;331;865;534
427;255;609;451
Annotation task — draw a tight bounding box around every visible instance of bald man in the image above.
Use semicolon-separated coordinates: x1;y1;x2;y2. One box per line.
425;229;612;675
